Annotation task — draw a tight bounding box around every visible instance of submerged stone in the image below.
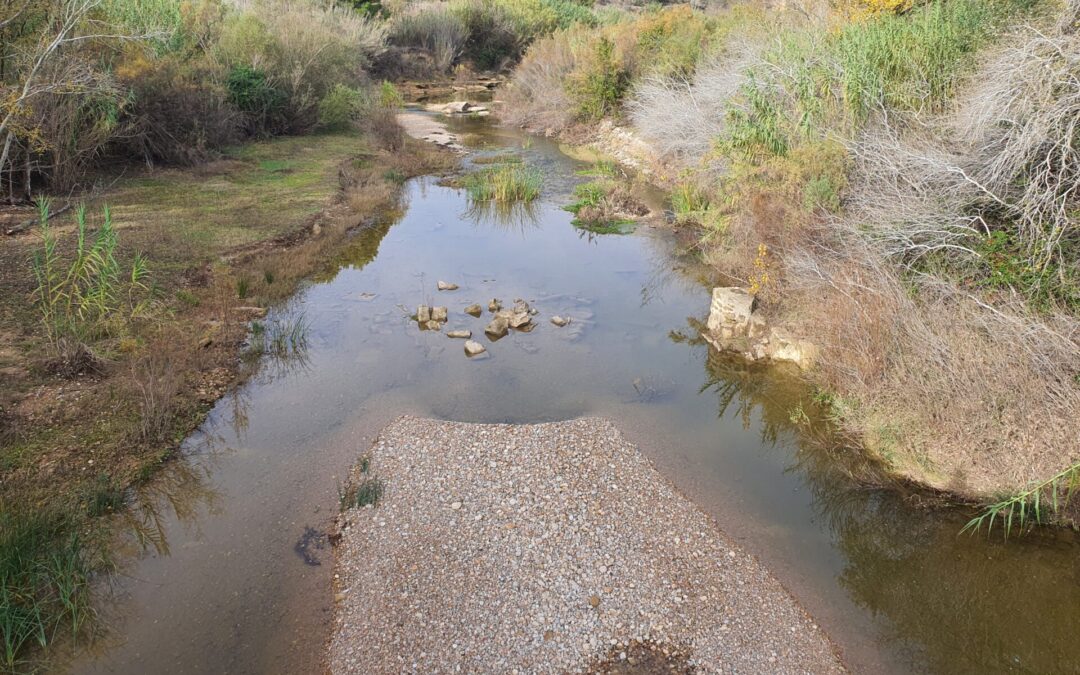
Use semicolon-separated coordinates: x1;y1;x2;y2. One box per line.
485;316;509;340
464;340;486;356
432;306;448;322
417;305;431;323
464;304;483;317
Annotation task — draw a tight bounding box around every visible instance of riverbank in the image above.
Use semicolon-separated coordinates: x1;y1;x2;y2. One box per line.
330;416;844;673
0;128;454;668
499;0;1080;521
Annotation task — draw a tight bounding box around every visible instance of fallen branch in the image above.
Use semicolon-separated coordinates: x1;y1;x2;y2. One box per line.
5;201;72;236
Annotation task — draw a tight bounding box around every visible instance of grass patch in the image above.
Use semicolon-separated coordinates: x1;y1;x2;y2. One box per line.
1;511;98;671
471;153;524;166
464;164;543;202
107;133;370;258
339;477;385;510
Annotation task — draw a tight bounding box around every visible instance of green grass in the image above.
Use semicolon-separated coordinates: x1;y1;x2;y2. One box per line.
722;0;1029;162
106;133;370;257
339;477;385;510
1;511;98;670
464;164;543;202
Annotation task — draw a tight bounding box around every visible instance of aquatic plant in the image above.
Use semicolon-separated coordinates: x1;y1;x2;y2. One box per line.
963;461;1080;538
464;164;543;202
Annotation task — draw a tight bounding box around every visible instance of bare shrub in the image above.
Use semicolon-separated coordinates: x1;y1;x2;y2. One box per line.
950;14;1080;276
503;27;588;132
628;45;757;166
130;347;182;443
389;4;468;72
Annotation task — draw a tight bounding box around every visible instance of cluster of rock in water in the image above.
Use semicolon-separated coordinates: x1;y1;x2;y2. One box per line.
416;281;571;357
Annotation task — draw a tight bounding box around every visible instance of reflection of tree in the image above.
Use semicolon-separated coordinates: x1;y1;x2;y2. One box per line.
830;489;1080;674
313;219;395;285
679;317;1080;674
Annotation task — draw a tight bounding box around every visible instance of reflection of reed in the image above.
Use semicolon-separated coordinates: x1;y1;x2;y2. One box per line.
463;199;541;233
119;451;223;557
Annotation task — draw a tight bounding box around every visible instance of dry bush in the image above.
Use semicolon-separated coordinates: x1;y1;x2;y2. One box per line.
950;11;1080;276
786;226;1080;495
389;4;469;72
218;0;387;130
628;46;756;166
369;106;405;151
129;344;184;443
118;55;240;165
839;1;1080;307
503;27;587;132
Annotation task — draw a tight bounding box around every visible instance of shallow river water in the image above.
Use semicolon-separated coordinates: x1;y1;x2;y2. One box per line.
71;115;1080;674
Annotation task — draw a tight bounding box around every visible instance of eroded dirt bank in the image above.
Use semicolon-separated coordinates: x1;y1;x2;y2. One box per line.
330;416;843;674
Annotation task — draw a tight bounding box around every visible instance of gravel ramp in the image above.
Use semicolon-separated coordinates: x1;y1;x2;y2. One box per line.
329;416;844;674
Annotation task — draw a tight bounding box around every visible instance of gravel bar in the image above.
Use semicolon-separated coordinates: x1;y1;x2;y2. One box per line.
329;416;844;674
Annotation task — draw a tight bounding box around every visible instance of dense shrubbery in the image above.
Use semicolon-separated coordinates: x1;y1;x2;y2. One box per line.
0;0;389;197
386;0;596;73
506;5;719;130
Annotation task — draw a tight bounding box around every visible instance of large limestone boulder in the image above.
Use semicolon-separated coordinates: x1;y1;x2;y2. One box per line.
706;288;756;339
765;329;818;368
702;287;816;370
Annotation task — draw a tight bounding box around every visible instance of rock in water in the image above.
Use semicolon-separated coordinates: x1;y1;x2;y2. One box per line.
464;340;486;356
432;307;448;322
437;281;459;291
706;288;755;339
485;316;509;340
509;312;532;329
550;316;570;327
417;305;431;323
447;330;472;339
424;321;441;331
464;304;483;317
488;298;502;313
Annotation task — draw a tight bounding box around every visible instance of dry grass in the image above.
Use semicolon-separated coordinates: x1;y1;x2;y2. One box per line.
784;227;1080;497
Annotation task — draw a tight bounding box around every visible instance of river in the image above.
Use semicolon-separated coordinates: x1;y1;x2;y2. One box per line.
70;112;1080;675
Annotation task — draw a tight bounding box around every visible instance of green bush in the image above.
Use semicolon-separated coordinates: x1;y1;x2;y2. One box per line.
566;37;628;121
318;84;366;130
226;65;288;134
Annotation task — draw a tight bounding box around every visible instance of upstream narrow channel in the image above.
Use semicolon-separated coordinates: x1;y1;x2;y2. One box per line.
71;114;1080;675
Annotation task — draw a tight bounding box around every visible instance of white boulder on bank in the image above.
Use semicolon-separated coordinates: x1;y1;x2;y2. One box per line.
703;287;817;369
